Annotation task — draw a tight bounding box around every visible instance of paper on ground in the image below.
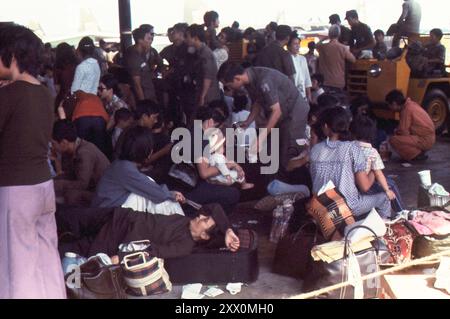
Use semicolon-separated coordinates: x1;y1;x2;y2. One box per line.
182;284;204;299
204;287;225;298
226;283;243;295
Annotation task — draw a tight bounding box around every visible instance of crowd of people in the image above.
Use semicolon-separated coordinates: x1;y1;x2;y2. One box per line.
0;0;445;298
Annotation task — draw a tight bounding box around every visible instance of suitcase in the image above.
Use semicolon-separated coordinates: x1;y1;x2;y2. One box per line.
165;229;259;285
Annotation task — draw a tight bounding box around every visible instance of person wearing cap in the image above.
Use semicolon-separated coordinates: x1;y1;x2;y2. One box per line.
329;14;352;46
316;25;356;93
217;62;310;175
345;10;376;59
57;203;241;260
255;25;296;82
206;129;254;190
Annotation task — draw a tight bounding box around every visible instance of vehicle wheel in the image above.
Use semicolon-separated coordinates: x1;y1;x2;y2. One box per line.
423;89;449;134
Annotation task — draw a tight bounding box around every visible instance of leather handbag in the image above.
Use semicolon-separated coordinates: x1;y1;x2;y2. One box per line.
168;163;199;188
65;257;128;299
307;188;356;241
272;221;325;280
303;226;391;299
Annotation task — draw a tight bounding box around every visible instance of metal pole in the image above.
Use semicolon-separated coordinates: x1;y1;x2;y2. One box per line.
118;0;132;53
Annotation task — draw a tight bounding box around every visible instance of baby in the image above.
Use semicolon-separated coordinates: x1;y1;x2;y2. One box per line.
207;130;254;190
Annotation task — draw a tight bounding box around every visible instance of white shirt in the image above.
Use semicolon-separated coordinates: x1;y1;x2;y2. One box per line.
71;58;101;95
291;54;312;99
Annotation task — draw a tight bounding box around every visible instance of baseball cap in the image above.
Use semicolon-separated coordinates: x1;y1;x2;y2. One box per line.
345;10;358;20
329;14;341;24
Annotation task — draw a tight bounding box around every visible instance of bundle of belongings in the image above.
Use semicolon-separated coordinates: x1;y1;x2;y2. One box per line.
273;180;450;299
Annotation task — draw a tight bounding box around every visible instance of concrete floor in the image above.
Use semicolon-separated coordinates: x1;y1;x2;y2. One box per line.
147;137;450;300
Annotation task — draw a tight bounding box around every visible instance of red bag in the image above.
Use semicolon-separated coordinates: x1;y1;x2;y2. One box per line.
383;221;416;265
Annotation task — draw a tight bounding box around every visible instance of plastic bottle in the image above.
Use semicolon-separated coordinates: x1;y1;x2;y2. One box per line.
62;252;87;275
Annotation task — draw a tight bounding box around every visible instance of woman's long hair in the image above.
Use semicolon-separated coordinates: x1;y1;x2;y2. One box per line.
320;107;352;141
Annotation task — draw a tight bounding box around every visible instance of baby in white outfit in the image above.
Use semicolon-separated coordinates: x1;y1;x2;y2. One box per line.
207;131;254;190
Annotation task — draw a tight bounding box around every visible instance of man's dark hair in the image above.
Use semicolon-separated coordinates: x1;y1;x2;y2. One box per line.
243;27;256;39
114;108;133;125
232;21;240;29
430;28;444;41
268;22;278;32
101;73;119;94
52;120;78;143
308;41;316;50
288;31;300;47
173;23;188;34
374;29;385;37
187;24;206;43
350;115;377;144
203;11;219;27
134;100;161;120
119;126;154;164
276;25;292;41
219;27;234;43
0;24;44;77
132;27;148;44
77;36;95;58
317;94;340;109
139;24;155;34
233;94;249;113
311;73;324;86
217;61;245;83
385;89;407;105
345;10;359;20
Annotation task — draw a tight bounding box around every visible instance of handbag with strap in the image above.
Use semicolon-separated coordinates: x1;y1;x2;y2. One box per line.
303;226;391;299
307;188;356;241
120;240;172;297
168;163;199;188
272;221;325;280
65;257;128;300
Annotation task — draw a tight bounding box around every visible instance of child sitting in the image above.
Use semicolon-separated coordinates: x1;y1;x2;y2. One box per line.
207;130;254;190
350;115;396;202
112;108;133;149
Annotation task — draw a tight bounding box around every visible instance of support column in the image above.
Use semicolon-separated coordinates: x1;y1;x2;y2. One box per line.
118;0;132;53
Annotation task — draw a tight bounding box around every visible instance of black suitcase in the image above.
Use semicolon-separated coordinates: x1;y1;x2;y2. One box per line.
165;229;259;285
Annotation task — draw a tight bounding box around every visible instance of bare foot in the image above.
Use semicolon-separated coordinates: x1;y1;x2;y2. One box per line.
241;183;255;190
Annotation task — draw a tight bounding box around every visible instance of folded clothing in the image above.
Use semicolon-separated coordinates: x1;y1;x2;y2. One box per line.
409;211;450;236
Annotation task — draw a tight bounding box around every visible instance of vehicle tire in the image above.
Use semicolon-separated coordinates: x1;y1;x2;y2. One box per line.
423;89;449;134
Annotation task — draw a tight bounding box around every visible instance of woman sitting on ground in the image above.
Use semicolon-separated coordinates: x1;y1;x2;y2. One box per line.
91;126;186;216
309;107;393;219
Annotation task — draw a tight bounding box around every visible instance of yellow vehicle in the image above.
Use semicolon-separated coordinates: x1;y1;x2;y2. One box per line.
347;36;450;133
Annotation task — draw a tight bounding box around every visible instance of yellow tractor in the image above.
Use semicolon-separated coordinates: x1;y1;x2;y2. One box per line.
347;37;450;133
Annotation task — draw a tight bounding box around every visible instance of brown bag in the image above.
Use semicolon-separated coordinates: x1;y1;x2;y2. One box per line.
307;188;356;241
65;257;128;300
272;221;325;279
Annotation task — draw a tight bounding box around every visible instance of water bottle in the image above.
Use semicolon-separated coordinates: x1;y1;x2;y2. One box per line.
280;199;295;239
270;206;284;244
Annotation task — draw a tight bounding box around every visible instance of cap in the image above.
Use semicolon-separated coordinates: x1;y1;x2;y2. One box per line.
329;14;341;24
345;10;358;20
